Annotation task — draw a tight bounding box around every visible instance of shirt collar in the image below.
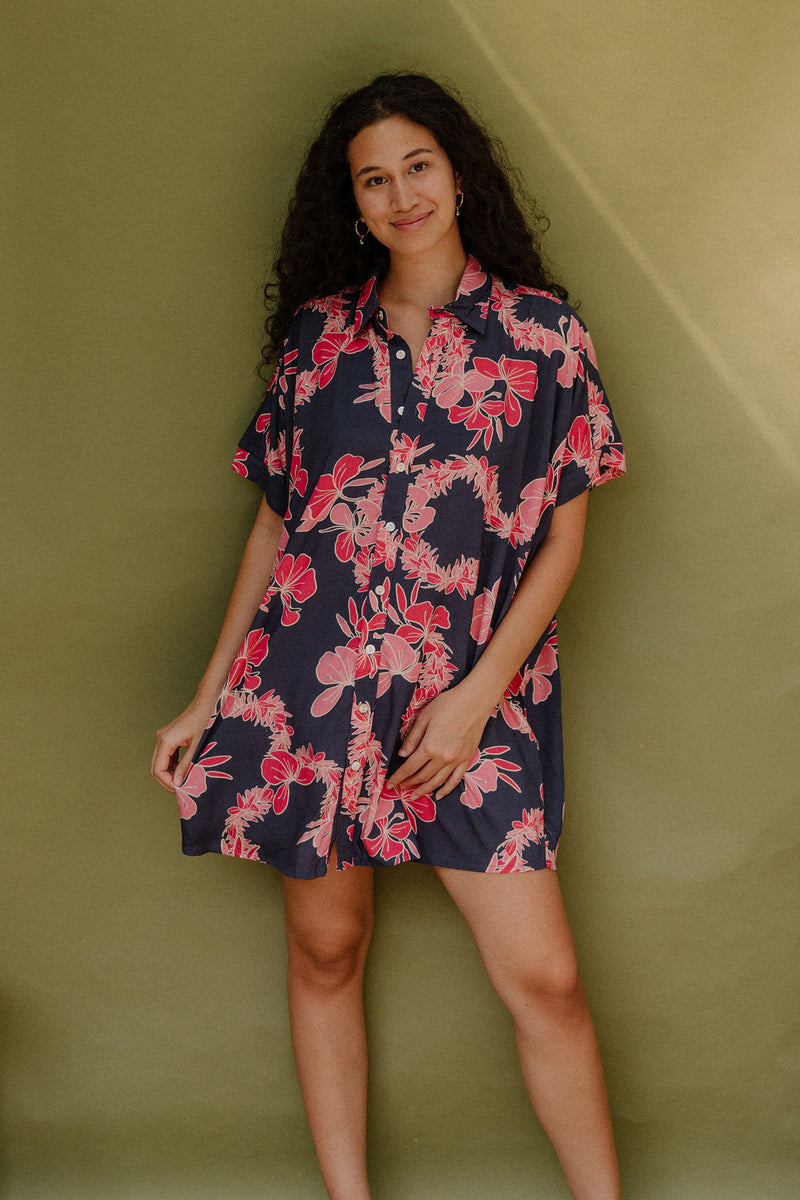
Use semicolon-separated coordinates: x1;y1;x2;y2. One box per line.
351;253;491;336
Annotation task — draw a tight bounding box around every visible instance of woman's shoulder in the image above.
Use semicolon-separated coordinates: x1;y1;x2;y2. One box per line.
487;274;600;371
293;282;365;327
274;284;366;355
490;273;581;329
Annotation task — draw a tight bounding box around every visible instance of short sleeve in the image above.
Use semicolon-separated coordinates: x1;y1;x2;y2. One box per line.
231;330;298;518
552;318;626;507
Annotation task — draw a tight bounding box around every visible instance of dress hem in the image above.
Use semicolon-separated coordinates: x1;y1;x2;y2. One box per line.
180;840;557;879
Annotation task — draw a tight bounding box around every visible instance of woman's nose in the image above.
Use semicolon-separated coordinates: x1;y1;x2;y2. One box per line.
390;177;415;211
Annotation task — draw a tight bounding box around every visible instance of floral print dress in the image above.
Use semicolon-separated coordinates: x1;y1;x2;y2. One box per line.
177;256;625;878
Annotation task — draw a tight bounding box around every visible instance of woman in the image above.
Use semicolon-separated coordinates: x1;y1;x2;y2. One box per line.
152;73;626;1200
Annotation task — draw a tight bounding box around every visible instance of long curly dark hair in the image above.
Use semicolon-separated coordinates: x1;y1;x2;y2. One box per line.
260;72;567;377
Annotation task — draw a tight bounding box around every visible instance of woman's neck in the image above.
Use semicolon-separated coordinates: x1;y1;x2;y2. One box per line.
379;243;468;313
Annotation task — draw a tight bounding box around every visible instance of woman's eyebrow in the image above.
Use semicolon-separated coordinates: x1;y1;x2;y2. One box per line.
354;147;435;178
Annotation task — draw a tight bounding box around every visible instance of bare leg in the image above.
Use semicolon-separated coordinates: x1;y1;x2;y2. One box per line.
435;865;621;1200
283;845;374;1200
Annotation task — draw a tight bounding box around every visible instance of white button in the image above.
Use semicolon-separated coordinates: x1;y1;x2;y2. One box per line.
385;521;396;531
357;701;370;713
365;643;376;654
397;405;405;415
395;348;407;359
377;309;385;321
397;461;408;471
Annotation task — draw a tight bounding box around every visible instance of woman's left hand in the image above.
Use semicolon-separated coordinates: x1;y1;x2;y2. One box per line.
385;683;493;800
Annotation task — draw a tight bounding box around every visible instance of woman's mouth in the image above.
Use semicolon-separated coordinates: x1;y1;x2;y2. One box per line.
392;212;432;231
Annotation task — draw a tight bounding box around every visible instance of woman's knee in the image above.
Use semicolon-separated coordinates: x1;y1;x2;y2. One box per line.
497;953;586;1025
286;909;373;991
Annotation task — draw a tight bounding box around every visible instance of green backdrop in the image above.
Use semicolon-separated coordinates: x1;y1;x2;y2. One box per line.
4;2;798;1197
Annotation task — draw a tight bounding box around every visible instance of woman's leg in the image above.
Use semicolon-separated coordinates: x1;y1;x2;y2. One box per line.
283;845;374;1200
434;865;621;1200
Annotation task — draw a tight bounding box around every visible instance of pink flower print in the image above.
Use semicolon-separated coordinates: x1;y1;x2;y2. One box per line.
587;379;614;444
295;364;322;406
490;281;520;326
509;475;548;547
487;803;545;872
227;629;270;691
395;599;451;653
225;784;275;828
355;339;392;421
351;279;374;333
528;633;558;704
231;447;249;477
311;329;370;388
565;415;593;473
400;534;479;597
553;315;590;387
259;347;297;403
401;789;437;827
221;829;262;859
289;440;308;497
272;553;317;626
458;256;488;295
298;453;383;529
497;695;539;743
470;580;499;644
329;500;361;563
476;354;538;408
402;481;437;533
389;433;433;475
361;808;418;864
311;645;360;717
598;444;626;482
378;782;438;832
432;362;469;411
440;356;534;451
177;742;233;819
376;633;420;696
460;746;521;809
260;750;316;814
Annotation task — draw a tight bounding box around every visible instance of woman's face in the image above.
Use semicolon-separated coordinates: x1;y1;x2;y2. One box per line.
347;115;463;263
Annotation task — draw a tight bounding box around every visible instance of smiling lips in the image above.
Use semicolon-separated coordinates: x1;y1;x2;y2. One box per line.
392;212;432;230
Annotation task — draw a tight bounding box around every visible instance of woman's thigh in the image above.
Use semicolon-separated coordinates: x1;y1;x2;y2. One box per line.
433;865;580;1010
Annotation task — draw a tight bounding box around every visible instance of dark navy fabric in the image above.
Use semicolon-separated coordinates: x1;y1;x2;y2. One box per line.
178;256;625;877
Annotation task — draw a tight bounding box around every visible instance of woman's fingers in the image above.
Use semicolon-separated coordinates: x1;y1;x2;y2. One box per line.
388;743;470;797
151;730;186;791
386;743;436;788
151;700;215;792
434;763;470;800
386;684;488;795
173;739;199;789
397;712;428;759
409;765;453;800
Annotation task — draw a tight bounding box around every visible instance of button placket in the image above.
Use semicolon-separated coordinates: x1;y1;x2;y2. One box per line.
341;312;445;851
361;328;426;717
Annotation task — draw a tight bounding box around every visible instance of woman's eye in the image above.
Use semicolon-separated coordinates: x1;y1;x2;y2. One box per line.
409;161;428;174
365;175;386;187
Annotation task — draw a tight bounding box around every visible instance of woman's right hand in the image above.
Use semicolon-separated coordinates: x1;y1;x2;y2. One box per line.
150;696;217;792
150;497;284;795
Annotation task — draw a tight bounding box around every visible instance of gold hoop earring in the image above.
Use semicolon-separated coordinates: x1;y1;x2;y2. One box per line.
355;218;369;245
455;192;464;216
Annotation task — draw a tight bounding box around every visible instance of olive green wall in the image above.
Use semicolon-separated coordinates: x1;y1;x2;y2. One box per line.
4;1;798;1197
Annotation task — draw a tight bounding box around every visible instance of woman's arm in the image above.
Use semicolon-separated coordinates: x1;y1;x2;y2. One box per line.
151;495;284;791
385;490;589;799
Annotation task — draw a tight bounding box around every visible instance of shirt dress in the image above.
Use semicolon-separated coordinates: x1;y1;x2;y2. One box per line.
177;255;625;878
